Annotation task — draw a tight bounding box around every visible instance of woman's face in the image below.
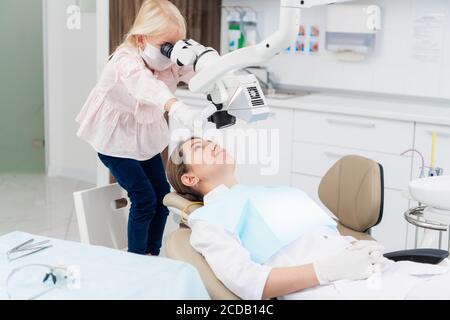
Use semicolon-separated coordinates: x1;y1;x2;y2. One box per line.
180;138;235;188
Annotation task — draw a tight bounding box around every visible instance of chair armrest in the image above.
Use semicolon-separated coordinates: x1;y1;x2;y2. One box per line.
384;249;449;265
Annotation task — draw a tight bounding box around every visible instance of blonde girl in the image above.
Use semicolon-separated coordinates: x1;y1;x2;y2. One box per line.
76;0;202;255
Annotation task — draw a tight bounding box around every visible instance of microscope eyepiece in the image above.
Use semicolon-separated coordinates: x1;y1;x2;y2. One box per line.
208;111;237;129
160;42;174;59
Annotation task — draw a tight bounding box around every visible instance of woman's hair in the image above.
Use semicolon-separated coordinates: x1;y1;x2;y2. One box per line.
166;139;204;202
114;0;187;52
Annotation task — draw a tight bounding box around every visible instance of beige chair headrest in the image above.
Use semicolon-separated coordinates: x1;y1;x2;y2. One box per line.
164;193;203;214
163;193;240;300
318;155;383;233
163;193;204;225
166;228;240;300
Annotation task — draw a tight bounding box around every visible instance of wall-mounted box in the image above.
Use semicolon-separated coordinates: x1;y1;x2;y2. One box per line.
325;4;381;60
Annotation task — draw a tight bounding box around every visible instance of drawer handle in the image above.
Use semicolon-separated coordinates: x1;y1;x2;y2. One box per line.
426;130;450;138
326;118;376;129
324;151;346;159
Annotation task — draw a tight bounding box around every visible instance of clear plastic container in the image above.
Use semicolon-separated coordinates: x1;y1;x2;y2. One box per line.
243;11;258;47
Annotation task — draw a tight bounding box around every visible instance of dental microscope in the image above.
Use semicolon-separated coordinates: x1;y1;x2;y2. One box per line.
160;0;353;129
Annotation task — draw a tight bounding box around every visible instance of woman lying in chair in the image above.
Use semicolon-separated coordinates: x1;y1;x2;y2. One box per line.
166;137;450;300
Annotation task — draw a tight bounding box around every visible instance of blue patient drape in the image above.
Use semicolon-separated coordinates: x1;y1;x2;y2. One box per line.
189;185;337;263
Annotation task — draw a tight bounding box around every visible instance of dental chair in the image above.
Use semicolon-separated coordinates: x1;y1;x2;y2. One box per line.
163;155;448;300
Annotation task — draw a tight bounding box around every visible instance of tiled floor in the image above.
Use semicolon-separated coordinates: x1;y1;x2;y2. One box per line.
0;174;95;242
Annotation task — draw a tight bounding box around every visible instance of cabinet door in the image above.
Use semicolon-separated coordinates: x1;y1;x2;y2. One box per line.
371;189;410;252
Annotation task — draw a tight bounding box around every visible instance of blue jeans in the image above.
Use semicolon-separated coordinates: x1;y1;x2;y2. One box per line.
98;153;170;255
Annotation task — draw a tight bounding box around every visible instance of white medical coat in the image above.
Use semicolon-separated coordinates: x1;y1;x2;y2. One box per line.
189;185;450;300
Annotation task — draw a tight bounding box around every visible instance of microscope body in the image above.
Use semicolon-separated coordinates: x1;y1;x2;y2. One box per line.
161;39;270;129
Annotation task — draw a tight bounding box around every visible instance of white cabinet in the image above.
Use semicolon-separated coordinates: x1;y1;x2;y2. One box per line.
370;189;410;252
294;110;414;154
292;142;412;191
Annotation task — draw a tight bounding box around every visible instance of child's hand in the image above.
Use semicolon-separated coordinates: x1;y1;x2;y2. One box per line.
169;101;213;130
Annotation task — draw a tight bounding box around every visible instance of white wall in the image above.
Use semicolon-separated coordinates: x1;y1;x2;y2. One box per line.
95;0;111;187
222;0;450;100
44;0;98;183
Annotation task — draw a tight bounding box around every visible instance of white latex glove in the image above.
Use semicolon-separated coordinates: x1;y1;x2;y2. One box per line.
169;101;216;131
350;240;392;266
313;241;387;285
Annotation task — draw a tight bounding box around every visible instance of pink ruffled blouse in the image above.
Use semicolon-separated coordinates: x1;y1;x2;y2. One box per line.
76;47;195;161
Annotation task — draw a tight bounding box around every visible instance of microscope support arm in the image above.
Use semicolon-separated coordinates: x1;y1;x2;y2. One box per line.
189;1;301;94
189;0;353;94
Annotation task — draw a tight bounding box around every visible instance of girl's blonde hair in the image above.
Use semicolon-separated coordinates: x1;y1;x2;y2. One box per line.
116;0;186;52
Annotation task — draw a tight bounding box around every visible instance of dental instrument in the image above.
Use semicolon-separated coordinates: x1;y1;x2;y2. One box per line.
428;132;444;177
5;264;80;300
6;239;52;262
160;0;355;129
431;131;437;169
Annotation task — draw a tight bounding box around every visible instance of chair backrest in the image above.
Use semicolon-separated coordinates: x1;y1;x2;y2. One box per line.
163;193;240;300
318;155;384;233
73;183;129;250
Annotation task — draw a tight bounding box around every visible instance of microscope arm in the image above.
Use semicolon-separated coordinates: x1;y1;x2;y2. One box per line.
188;0;353;94
189;0;299;94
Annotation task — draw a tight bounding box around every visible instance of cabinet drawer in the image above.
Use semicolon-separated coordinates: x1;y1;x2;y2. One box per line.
292;142;412;191
294;110;414;154
413;124;450;177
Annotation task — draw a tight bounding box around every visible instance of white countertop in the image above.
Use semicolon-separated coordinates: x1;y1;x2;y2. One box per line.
176;89;450;126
